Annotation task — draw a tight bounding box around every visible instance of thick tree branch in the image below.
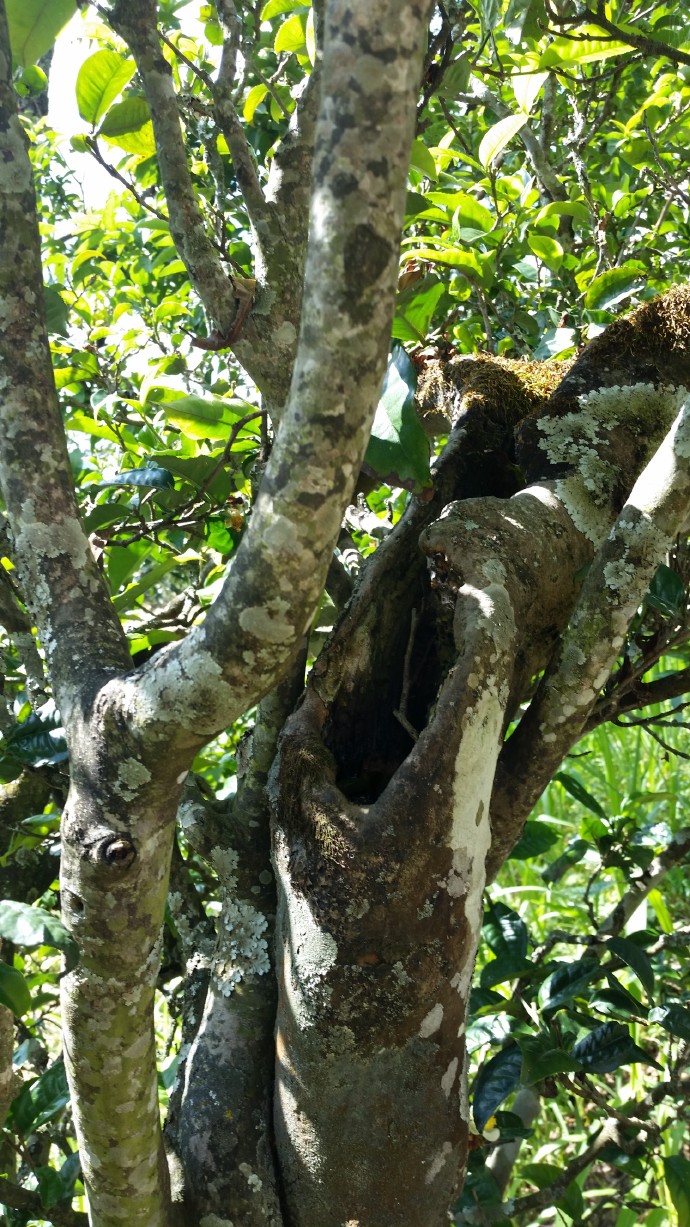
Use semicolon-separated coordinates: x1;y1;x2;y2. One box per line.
115;0;436;763
0;6;131;705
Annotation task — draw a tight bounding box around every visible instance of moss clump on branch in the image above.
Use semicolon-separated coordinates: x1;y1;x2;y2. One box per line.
415;351;571;437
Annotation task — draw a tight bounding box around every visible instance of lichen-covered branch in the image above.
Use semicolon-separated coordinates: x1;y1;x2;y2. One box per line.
0;5;131;705
115;0;436;761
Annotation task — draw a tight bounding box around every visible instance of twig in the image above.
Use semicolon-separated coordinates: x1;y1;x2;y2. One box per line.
394;608;419;741
84;138;167;221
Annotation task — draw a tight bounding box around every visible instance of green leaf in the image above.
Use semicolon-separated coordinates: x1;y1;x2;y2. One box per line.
512;71;548;115
554;771;606;818
274;11;307;54
645;562;685;617
76;50;136;126
538;958;599;1013
542;837;589;883
6;0;75;68
528;234;563;270
484;901;528;960
517;1033;582;1086
410;139;438;180
448;192;495;234
97;464;176;491
571;1021;660;1074
35;1152;81;1209
261;0;306;17
2;706;68;769
243;83;269;123
98;97;156;157
539;37;633;68
0;963;31;1017
478;113;528;169
8;1061;70;1135
161;395;250;441
649;1004;690;1041
535;201;591;224
403;244;482;278
364;343;430;490
665;1155;690;1227
472;1044;522;1132
44;285;69;337
0;901;78;971
584;261;647;310
607;936;654;998
509;820;559;860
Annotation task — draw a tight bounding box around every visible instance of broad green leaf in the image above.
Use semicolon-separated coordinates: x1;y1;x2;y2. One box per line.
1;707;68;770
364;343;430;490
6;0;75;68
528;234;563;270
542;837;589;883
509;821;559;860
607;936;654;998
0;963;32;1017
484;901;528;960
512;71;548;114
539;38;633;68
393;278;446;345
449;192;495;234
162;395;250;440
438;55;470;99
305;7;315;64
649;1004;690;1041
0;901;78;971
76;49;136;126
554;771;606;818
535;201;591;224
505;0;546;43
403;245;482;278
645;562;685;617
410;140;438;180
590;978;648;1020
584;261;646;309
538;958;599;1013
648;887;673;934
65;412;123;445
478;114;528;169
9;1061;70;1135
112;557;179;613
97;465;176;491
572;1022;660;1074
472;1044;522;1132
261;0;306;17
44;285;69;336
274;11;306;54
35;1152;81;1210
665;1155;690;1227
517;1033;582;1086
98;97;156;157
244;83;269;123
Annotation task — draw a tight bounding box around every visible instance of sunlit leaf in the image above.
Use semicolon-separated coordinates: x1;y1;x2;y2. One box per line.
6;0;75;67
76;49;136;126
98;97;156;157
364;343;430;490
478;114;528;169
0;963;32;1018
665;1155;690;1227
0;901;78;971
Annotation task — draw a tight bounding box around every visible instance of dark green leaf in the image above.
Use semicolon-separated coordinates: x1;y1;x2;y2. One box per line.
645;563;685;618
9;1061;70;1135
2;707;68;769
542;838;589;884
35;1152;81;1208
364;343;430;490
538;958;599;1013
0;902;78;972
665;1155;690;1227
97;465;176;491
554;771;606;818
607;936;654;998
484;901;528;960
572;1022;661;1074
0;963;31;1017
517;1033;582;1086
472;1044;522;1132
44;286;69;336
649;1004;690;1041
509;820;559;860
590;978;648;1020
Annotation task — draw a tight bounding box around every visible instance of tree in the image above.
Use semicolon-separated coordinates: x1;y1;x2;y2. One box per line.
1;1;690;1225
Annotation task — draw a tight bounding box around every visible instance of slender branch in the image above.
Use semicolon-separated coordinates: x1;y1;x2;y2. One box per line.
579;3;690;69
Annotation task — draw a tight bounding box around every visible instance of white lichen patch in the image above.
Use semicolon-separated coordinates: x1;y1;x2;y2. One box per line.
214;900;270;994
116;758;152;800
238;604;294;644
441;1056;459;1098
603;558;636;593
238;1163;263;1192
210;846;239;890
419;1003;444;1038
425;1141;453;1185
